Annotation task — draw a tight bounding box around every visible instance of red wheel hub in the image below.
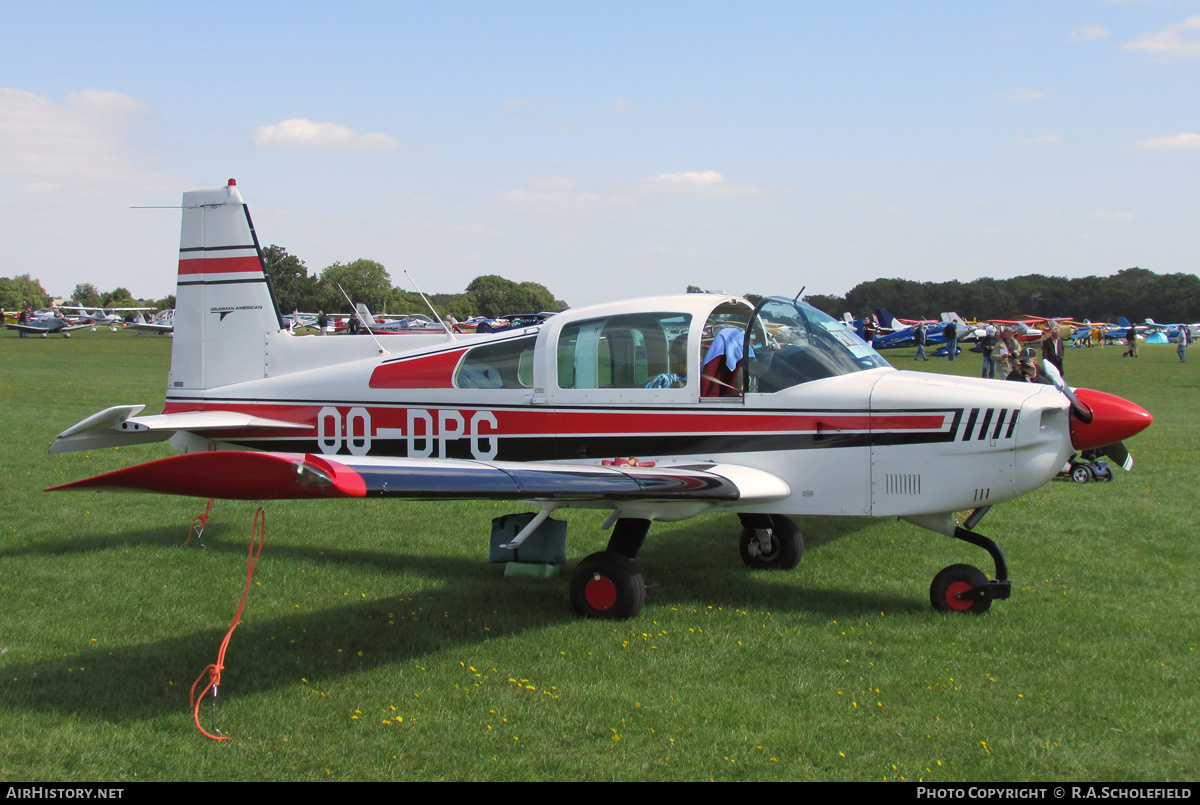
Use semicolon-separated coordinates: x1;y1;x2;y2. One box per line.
585;573;617;611
944;580;975;612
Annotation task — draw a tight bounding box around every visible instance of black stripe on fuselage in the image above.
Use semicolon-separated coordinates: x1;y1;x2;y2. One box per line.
179;244;258;253
177;278;271;287
215;425;965;463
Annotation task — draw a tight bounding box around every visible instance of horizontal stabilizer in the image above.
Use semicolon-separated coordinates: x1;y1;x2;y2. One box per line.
47;452;366;499
49;406;308;454
48;451;791;506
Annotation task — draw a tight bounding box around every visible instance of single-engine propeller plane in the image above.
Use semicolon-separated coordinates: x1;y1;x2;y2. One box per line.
47;180;1153;619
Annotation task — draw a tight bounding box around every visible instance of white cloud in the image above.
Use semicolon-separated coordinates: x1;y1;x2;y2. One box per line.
0;88;165;194
1018;134;1062;145
657;170;726;187
640;170;785;198
502;170;786;211
1090;211;1134;221
1068;25;1109;42
996;89;1048;102
252;118;402;151
1131;132;1200;150
1123;15;1200;58
501;176;608;211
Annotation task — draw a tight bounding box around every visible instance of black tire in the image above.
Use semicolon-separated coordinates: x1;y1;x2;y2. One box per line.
930;563;992;614
1071;464;1092;484
738;514;803;570
569;551;646;620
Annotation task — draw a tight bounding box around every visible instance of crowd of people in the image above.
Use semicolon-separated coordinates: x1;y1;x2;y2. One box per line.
859;315;1191;383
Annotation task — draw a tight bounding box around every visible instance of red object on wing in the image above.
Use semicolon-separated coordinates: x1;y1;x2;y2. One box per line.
45;451;367;500
1068;389;1153;451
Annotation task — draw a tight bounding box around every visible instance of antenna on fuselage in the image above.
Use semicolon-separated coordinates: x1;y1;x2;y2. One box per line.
794;286;806;302
335;284;388;355
403;269;458;342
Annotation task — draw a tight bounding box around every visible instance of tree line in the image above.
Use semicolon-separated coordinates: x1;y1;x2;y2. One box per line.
8;262;1196;325
801;268;1200;324
261;246;566;319
0;275;173;313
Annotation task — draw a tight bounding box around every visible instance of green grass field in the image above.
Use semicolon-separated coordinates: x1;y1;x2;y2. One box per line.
1;330;1195;781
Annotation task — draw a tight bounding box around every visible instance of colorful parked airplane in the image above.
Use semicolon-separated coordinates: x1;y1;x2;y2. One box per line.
47;180;1153;619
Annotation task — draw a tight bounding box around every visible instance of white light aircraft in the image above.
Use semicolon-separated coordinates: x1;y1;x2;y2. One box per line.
131;309;175;335
63;305;155;331
48;181;1153;619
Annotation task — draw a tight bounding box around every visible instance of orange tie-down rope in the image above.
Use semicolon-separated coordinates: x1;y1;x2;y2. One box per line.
183;498;215;547
190;505;266;741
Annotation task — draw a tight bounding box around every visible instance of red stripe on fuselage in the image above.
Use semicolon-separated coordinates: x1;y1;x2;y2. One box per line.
178;255;262;275
160;400;951;437
369;348;469;389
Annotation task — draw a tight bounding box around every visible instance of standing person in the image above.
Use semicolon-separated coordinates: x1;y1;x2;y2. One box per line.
942;321;957;361
861;317;876;345
980;325;999;379
1178;327;1191;363
317;310;327;335
18;302;30;338
1042;325;1065;377
1123;324;1139;358
914;323;928;361
1002;327;1020;376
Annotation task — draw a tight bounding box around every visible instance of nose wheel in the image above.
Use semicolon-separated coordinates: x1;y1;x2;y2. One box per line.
930;563;992;614
930;522;1012;614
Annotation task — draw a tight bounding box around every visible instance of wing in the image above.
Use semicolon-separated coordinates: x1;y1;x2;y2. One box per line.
46;451;792;510
129;322;174;334
49;405;309;453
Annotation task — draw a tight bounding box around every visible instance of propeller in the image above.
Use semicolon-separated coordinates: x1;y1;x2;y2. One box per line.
1099;441;1133;472
1041;361;1092;424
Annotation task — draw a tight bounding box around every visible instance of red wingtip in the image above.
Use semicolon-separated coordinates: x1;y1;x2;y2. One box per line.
228;178;236;186
1069;389;1153;451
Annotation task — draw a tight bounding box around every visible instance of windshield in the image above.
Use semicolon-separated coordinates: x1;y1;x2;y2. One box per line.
746;297;889;393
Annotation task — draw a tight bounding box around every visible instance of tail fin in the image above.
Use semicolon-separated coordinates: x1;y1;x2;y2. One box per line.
168;180;283;391
1117;317;1131;328
874;308;895;329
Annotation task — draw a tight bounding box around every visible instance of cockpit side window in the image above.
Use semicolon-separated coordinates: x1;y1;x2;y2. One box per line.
456;335;537;389
556;313;691;390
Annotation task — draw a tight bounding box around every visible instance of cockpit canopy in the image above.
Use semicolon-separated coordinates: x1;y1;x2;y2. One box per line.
745;296;890;393
455;294;888;399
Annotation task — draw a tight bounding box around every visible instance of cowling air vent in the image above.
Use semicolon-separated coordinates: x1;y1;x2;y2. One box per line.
884;474;922;496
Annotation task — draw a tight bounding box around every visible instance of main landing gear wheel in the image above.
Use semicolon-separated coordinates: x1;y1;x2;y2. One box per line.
930;563;992;615
1071;464;1093;484
570;551;646;620
738;514;803;570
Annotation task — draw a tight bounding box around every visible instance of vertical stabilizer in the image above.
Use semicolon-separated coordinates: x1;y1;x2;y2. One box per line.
168;180;282;391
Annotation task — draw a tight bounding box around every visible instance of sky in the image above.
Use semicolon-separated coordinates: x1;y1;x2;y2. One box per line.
2;1;1199;309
